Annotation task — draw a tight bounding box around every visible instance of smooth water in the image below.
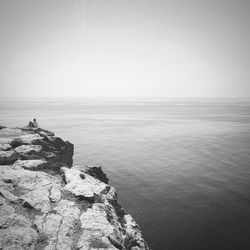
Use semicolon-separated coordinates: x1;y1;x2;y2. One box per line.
1;98;250;250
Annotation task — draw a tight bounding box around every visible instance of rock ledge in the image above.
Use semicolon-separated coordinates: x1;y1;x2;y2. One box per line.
0;126;149;250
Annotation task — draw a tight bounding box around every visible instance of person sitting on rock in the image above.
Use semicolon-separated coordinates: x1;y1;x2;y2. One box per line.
27;121;33;128
33;118;38;128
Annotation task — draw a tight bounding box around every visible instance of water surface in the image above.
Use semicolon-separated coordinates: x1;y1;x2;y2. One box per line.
1;98;250;250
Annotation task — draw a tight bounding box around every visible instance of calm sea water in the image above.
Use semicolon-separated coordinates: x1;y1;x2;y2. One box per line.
1;98;250;250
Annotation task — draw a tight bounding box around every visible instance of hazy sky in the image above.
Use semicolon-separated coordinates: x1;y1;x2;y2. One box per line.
0;0;249;98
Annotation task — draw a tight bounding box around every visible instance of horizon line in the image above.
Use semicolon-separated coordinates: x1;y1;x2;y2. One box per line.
1;96;250;101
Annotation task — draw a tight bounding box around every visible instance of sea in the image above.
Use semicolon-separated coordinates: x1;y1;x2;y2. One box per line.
1;98;250;250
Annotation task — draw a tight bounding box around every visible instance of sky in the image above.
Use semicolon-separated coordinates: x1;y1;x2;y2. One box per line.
0;0;249;98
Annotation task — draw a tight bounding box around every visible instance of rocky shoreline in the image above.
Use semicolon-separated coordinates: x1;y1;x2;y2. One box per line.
0;126;149;250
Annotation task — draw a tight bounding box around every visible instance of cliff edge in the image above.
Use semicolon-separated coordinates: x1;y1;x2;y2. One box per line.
0;126;149;250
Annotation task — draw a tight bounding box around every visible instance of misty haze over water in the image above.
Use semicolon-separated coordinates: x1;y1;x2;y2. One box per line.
1;98;250;250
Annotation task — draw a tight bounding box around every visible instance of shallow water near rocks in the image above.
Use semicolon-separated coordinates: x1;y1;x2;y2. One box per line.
1;98;250;250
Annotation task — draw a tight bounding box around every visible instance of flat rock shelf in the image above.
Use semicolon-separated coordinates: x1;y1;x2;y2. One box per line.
0;126;149;250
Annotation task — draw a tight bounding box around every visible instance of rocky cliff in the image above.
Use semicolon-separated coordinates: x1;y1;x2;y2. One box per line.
0;126;149;250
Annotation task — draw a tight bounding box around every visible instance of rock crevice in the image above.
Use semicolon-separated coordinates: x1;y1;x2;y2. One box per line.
0;127;149;250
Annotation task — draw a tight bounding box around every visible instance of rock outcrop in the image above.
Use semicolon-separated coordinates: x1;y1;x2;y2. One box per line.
0;126;149;250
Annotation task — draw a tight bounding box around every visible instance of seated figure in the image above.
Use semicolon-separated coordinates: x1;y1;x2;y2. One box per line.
27;121;33;128
33;118;38;128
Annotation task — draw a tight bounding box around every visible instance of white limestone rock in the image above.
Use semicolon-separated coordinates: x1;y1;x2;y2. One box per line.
0;150;18;164
62;167;109;199
0;128;25;144
13;159;48;170
0;166;61;213
18;133;43;144
49;185;61;203
35;200;80;250
0;206;38;250
0;188;18;202
0;144;11;151
15;145;43;159
0;167;59;192
78;203;120;250
20;187;51;213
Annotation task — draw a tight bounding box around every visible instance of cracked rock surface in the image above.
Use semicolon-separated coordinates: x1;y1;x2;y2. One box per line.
0;126;149;250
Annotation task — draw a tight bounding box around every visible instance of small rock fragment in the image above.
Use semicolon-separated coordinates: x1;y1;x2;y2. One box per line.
49;185;61;203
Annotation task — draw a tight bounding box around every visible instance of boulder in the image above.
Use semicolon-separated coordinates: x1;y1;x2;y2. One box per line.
18;133;43;144
15;145;42;155
76;165;109;184
13;159;48;170
0;150;18;164
61;167;113;200
0;144;11;151
0;128;25;144
30;136;73;167
10;138;23;148
14;147;41;161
